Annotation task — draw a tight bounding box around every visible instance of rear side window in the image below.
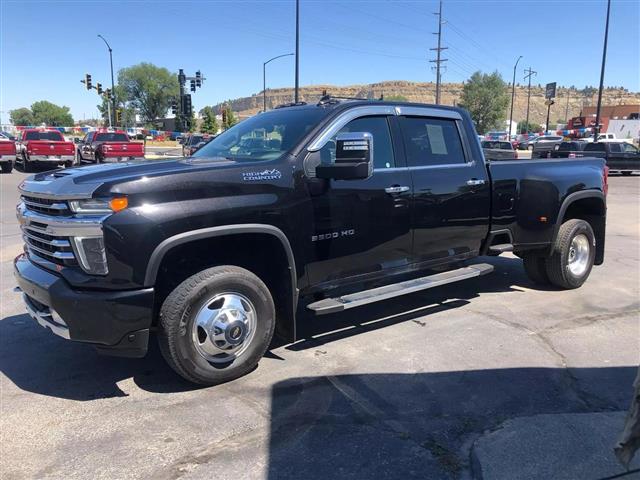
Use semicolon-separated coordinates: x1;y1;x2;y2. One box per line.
608;143;622;153
399;117;466;167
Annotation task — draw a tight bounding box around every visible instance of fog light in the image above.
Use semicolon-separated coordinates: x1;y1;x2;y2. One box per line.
71;236;108;275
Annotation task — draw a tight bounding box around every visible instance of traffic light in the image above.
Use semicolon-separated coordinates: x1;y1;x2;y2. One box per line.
190;79;196;93
104;89;111;100
96;83;103;95
85;74;92;90
115;109;121;125
182;94;192;117
195;70;202;87
222;108;227;125
171;100;178;115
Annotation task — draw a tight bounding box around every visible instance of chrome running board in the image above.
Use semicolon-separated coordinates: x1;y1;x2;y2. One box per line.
307;263;494;315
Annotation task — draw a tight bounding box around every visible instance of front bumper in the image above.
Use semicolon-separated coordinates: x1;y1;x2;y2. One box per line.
29;154;75;163
0;154;16;163
14;253;154;357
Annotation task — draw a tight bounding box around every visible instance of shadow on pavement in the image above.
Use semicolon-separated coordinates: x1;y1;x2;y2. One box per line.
266;367;638;480
1;255;551;400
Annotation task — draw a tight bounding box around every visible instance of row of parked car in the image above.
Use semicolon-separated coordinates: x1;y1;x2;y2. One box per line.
0;128;145;173
480;134;640;175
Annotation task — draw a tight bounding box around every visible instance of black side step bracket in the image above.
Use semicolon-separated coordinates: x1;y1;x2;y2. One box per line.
307;263;494;315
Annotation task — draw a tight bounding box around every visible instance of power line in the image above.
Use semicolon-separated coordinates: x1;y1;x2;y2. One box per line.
429;0;448;104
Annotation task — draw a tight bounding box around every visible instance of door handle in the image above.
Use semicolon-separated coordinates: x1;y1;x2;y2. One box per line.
384;186;410;194
466;179;486;186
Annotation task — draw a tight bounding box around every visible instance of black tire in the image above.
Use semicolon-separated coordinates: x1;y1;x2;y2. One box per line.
545;219;595;289
621;171;632;176
1;162;12;174
523;254;551;285
157;265;275;385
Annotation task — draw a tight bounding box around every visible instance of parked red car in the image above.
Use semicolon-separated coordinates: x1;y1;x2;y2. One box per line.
17;129;76;172
0;138;16;173
77;129;145;164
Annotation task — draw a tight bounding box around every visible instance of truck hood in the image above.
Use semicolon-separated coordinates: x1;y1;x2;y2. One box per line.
19;157;236;199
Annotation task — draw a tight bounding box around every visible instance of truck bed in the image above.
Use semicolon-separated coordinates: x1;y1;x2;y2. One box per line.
488;157;606;246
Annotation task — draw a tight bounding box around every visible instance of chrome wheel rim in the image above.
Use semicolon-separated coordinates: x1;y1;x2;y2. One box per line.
191;292;256;364
567;234;590;276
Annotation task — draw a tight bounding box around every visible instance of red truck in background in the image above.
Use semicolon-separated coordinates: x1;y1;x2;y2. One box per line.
0;138;16;173
77;129;145;164
16;129;76;172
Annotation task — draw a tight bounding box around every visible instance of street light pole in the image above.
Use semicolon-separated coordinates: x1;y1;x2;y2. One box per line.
509;55;523;139
594;0;611;141
294;0;300;103
263;53;294;112
98;35;117;127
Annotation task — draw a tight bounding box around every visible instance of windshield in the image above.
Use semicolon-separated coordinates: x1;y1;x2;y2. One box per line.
189;135;204;145
24;131;64;141
193;107;327;162
540;136;562;142
95;133;129;142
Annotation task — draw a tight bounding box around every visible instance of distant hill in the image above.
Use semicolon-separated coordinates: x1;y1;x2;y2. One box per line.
212;80;640;125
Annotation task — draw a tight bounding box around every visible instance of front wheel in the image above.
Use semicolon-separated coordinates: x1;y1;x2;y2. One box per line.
523;254;550;285
158;266;276;385
545;219;595;289
1;162;12;174
621;171;632;176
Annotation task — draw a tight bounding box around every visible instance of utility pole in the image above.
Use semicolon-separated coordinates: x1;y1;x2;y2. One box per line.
429;0;447;105
523;67;537;133
594;0;611;141
509;56;523;139
294;0;300;103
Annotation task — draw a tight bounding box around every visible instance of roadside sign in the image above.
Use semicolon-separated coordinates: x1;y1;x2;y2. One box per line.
545;82;557;99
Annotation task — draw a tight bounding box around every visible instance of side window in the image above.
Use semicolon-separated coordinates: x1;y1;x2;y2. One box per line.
608;143;622;153
622;143;637;153
399;116;466;167
319;116;395;170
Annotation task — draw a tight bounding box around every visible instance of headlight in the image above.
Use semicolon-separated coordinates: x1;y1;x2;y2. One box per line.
71;236;108;275
69;197;128;214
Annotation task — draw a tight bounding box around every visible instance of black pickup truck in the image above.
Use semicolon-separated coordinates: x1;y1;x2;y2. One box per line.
583;141;639;175
14;99;608;385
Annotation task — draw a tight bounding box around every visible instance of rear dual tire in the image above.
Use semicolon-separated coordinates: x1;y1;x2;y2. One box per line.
523;219;595;289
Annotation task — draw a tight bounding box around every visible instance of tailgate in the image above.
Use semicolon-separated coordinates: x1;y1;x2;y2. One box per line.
0;141;16;155
28;141;74;155
101;142;144;157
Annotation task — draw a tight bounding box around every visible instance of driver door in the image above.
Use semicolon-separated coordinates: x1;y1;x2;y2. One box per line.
304;115;413;288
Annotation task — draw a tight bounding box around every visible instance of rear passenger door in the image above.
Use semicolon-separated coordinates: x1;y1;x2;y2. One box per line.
397;111;491;265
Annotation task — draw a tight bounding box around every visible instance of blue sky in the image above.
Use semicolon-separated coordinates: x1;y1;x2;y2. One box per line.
1;0;639;123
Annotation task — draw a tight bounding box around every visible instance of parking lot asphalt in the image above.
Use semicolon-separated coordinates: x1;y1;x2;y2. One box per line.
0;169;638;479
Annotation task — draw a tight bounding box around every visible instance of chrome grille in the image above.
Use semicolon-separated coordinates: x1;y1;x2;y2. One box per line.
21;195;70;216
22;223;76;266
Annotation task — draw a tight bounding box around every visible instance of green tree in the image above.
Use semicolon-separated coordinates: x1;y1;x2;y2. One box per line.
200;106;219;134
29;101;74;126
459;71;509;134
118;63;179;123
9;108;34;126
222;105;237;130
517;120;543;134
